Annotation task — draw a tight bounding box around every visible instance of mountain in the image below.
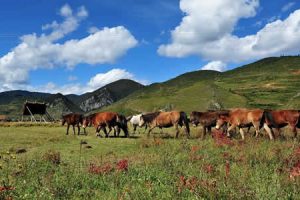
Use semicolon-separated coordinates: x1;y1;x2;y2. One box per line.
1;56;299;119
0;79;144;120
68;79;144;112
100;56;300;115
45;93;84;119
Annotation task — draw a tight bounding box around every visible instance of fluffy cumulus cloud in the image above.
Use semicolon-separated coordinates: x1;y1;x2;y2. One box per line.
282;2;295;12
6;68;145;95
87;69;134;91
0;4;138;91
201;61;227;72
158;0;300;70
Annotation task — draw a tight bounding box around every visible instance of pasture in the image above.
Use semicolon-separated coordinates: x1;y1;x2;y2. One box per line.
0;123;300;199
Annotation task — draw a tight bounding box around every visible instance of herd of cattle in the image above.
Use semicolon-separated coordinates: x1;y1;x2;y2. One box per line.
62;109;300;140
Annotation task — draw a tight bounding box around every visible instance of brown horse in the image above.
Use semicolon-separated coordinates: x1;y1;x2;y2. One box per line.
62;113;84;135
82;112;128;138
216;109;271;140
263;110;300;138
139;111;190;138
190;110;229;138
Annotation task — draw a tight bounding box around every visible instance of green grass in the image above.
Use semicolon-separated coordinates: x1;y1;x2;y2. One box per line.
1;124;300;199
101;56;300;115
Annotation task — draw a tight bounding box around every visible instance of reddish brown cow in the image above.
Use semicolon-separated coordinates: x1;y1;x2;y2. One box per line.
190;110;229;138
139;111;190;138
82;112;128;137
263;110;300;138
62;113;84;135
216;109;272;140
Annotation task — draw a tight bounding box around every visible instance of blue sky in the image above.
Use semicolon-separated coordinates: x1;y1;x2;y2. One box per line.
0;0;299;94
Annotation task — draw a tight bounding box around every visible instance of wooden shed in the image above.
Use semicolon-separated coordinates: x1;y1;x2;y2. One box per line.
22;101;54;122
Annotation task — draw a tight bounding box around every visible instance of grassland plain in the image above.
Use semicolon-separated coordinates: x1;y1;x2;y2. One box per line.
1;123;300;199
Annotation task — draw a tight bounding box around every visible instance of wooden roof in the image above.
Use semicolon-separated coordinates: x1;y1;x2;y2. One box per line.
22;101;47;115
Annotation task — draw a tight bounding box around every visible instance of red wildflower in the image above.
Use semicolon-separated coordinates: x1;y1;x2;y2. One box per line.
190;146;200;153
0;186;15;193
177;176;199;193
212;130;234;147
293;147;300;156
177;175;186;193
222;152;231;159
289;161;300;180
185;176;198;192
88;163;113;175
116;159;128;172
203;164;214;174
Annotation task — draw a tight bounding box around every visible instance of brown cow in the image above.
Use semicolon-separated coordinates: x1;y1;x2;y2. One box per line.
190;110;229;138
216;109;272;140
139;111;190;138
263;110;300;139
82;112;128;138
62;113;84;135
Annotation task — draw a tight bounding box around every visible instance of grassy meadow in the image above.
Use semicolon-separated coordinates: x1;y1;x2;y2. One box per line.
0;123;300;199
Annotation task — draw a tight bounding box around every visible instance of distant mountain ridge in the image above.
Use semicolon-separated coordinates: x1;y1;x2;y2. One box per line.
100;56;300;115
0;79;144;119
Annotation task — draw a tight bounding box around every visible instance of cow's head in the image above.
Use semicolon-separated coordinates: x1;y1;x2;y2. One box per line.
216;114;229;130
139;115;146;127
189;111;200;127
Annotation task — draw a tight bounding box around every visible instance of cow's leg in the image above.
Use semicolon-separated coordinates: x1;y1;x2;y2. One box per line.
226;124;236;138
66;124;69;135
253;122;260;138
107;126;112;135
174;123;180;138
263;123;274;140
239;127;245;140
207;126;212;135
77;124;80;135
84;126;87;135
247;126;251;134
160;127;163;134
113;126;117;137
103;127;109;138
133;124;137;134
143;124;148;134
72;125;75;135
147;126;155;137
95;125;101;137
202;126;206;139
116;126;121;137
290;123;298;139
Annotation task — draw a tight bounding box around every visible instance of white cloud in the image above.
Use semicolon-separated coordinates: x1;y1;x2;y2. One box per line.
87;69;135;91
68;75;78;81
88;26;100;34
60;4;73;17
282;2;295;12
0;4;137;90
158;0;300;65
0;68;146;95
201;61;227;72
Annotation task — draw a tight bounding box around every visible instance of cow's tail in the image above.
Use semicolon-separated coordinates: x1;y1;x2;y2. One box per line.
262;110;277;129
180;112;190;134
297;110;300;128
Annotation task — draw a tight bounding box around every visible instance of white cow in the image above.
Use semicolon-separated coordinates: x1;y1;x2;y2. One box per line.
128;114;147;134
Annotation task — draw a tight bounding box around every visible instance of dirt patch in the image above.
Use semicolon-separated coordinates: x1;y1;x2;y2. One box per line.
291;70;300;75
263;83;284;89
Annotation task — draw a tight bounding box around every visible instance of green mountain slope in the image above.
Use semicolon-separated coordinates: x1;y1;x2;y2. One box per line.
0;80;144;120
100;56;300;115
